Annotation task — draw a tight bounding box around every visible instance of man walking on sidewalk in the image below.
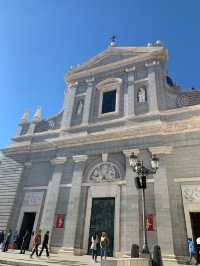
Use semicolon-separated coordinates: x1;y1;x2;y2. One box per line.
39;231;49;257
3;230;12;252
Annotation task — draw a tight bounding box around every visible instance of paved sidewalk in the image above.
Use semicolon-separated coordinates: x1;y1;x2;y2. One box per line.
0;250;184;266
0;250;101;266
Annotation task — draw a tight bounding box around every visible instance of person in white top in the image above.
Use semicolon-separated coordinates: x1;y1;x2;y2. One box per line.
90;233;99;262
196;237;200;264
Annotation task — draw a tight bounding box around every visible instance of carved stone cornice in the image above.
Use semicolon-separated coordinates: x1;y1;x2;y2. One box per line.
4;106;200;155
149;146;173;155
68;81;79;89
145;60;160;68
73;155;88;163
96;78;122;90
123;149;140;157
65;48;166;82
125;66;136;73
51;156;67;165
85;77;95;86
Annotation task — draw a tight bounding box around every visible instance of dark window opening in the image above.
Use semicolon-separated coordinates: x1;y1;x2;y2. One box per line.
102;90;116;114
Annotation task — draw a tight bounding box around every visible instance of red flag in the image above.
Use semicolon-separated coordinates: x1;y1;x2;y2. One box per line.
55;214;65;228
146;214;153;231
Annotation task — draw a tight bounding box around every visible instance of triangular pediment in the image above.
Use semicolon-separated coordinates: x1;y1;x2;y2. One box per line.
65;46;167;81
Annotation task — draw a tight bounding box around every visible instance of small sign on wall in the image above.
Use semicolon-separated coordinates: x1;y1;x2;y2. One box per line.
55;214;65;228
146;214;154;231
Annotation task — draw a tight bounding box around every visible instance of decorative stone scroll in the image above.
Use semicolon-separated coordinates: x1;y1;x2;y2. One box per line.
182;186;200;202
89;162;121;183
23;192;44;207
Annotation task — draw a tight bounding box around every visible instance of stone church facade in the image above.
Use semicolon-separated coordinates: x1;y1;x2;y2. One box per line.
1;42;200;259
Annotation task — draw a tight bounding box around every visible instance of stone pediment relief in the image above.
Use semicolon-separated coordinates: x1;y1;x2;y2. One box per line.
67;46;165;77
91;54;135;68
88;162;121;183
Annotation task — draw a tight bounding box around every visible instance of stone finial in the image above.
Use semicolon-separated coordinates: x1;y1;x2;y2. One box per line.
20;111;29;124
33;106;42;122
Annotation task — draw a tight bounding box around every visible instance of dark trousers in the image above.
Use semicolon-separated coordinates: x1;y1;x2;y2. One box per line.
31;244;40;256
39;243;49;257
196;245;200;264
3;241;9;252
92;249;97;261
20;241;27;254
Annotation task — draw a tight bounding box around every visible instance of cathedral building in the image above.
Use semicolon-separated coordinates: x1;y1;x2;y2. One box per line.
1;41;200;259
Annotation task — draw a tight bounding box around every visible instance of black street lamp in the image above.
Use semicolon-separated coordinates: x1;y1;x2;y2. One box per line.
129;152;159;255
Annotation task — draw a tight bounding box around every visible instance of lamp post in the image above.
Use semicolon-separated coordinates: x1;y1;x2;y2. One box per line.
129;153;159;255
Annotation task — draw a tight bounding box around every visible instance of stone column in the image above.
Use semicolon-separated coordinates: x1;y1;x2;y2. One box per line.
145;61;160;113
125;66;136;116
149;146;174;256
62;155;88;253
82;77;94;125
123;149;140;253
40;157;67;235
61;82;78;130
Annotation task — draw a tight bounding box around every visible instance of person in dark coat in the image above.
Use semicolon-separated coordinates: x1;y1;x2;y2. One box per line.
20;230;30;254
0;231;4;244
39;231;49;257
0;231;4;251
3;229;12;252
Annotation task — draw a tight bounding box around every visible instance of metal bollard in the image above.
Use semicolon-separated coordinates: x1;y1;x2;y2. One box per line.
152;245;162;266
131;244;139;258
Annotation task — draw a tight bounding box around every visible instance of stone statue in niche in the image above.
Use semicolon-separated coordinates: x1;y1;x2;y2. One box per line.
89;162;120;183
76;99;84;115
137;87;146;103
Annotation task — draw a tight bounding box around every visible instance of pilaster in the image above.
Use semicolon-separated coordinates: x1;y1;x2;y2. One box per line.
27;122;37;134
125;66;136;116
145;61;160;114
16;112;29;136
82;78;94;125
61;82;78;130
122;149;140;253
40;156;67;238
62;154;88;253
149;146;175;256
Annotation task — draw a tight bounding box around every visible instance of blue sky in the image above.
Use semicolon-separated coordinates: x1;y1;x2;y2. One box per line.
0;0;199;148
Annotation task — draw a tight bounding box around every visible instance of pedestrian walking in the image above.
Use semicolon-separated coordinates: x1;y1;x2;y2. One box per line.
3;229;12;252
39;231;49;257
196;237;200;264
187;238;196;265
20;230;30;254
12;230;19;249
100;232;109;261
0;231;4;251
29;231;34;251
30;229;41;257
90;232;99;262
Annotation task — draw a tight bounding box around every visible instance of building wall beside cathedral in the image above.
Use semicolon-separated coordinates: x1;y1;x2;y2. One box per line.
1;44;200;259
